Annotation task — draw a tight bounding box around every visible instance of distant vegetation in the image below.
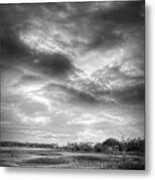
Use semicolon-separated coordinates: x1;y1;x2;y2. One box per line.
0;138;145;155
63;138;145;155
0;141;58;148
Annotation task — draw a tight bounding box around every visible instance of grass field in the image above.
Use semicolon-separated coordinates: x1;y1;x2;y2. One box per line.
0;146;145;169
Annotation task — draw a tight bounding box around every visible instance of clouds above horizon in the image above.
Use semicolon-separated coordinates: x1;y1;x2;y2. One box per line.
0;1;145;144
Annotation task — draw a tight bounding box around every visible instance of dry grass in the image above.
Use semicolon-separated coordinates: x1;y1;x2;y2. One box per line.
23;157;69;165
0;146;145;169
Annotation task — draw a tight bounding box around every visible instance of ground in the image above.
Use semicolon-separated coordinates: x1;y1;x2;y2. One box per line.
0;146;144;170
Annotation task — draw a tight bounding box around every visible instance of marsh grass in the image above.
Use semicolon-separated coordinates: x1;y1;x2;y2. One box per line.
0;146;145;169
23;157;69;165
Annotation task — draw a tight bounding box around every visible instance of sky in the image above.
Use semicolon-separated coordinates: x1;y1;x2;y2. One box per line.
0;1;145;145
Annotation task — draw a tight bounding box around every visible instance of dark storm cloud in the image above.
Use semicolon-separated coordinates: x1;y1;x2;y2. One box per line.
0;3;78;77
0;5;31;59
93;1;144;23
62;2;125;51
87;29;124;51
54;1;145;51
87;1;144;51
0;32;29;58
116;83;145;105
36;53;75;77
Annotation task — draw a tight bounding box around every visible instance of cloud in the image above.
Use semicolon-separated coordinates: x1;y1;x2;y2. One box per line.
12;105;50;125
92;64;144;105
93;1;144;23
75;129;104;143
0;5;31;59
44;79;112;105
36;53;75;77
84;1;144;52
1;33;29;59
68;113;101;125
39;58;144;106
0;1;145;143
0;1;145;58
24;129;74;144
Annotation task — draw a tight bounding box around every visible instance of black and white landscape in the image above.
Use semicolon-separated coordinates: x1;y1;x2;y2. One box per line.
0;1;145;169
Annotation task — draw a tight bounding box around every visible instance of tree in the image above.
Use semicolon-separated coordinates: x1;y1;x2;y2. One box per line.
94;143;102;152
102;138;122;151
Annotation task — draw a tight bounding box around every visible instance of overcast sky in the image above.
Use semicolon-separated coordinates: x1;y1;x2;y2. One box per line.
0;1;145;145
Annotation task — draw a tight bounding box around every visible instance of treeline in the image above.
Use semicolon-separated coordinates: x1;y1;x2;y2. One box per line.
62;138;145;155
0;141;58;148
0;138;145;155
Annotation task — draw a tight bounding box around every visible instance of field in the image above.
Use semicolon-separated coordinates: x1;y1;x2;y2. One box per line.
0;146;145;170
